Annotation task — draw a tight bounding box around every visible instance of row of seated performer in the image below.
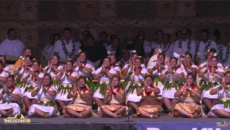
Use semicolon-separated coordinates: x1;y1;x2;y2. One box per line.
0;50;230;118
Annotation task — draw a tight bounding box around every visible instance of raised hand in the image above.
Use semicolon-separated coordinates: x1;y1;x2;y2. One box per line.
221;77;225;89
77;58;81;66
102;65;106;72
73;83;77;93
129;59;132;66
48;61;51;69
20;60;23;68
3;85;8;92
168;65;172;73
107;84;110;90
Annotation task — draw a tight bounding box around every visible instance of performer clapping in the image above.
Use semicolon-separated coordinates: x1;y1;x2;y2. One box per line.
14;55;33;79
181;52;197;75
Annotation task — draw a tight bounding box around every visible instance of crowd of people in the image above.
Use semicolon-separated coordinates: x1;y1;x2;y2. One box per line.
0;27;230;119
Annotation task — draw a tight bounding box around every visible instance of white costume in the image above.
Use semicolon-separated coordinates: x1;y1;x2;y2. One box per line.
0;70;9;85
111;65;121;73
180;63;197;76
162;67;183;99
210;85;230;115
173;38;196;58
3;66;11;74
22;71;44;100
92;67;116;99
201;67;224;99
42;44;54;61
74;62;95;78
15;65;33;79
116;59;129;68
0;87;21;117
106;45;116;55
218;43;230;67
126;66;148;103
152;42;174;57
73;60;94;68
0;38;25;57
28;86;57;116
44;65;63;79
55;71;78;101
148;64;168;95
53;39;79;59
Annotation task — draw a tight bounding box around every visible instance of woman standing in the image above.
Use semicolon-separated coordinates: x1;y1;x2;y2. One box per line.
132;75;161;118
28;74;57;118
173;73;202;118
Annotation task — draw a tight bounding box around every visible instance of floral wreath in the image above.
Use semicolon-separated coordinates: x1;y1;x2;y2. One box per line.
219;45;230;63
178;38;192;52
60;38;76;58
196;39;212;54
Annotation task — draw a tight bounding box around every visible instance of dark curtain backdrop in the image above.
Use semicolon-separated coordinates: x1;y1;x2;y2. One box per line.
0;0;229;60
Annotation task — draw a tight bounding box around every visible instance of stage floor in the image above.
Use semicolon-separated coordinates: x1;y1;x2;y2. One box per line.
0;115;230;130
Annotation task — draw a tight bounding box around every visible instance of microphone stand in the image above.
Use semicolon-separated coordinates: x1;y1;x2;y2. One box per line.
125;108;133;122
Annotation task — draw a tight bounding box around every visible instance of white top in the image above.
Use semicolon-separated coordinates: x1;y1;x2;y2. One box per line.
0;38;25;57
35;86;57;100
201;67;224;80
218;43;230;67
58;71;78;84
127;67;148;81
23;72;45;84
148;64;168;76
73;60;94;68
74;62;95;77
42;44;54;61
213;85;230;101
143;41;151;54
154;43;174;56
123;64;146;70
199;62;224;69
0;70;9;84
173;38;196;58
180;63;197;76
93;67;116;82
196;40;217;55
3;66;11;74
150;41;163;49
0;87;21;101
111;65;121;72
44;65;63;78
116;59;129;67
162;67;183;80
16;66;33;77
106;45;116;55
53;39;79;59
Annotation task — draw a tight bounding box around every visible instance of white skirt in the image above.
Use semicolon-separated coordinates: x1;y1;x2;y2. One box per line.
157;86;163;96
202;89;218;99
55;93;72;101
209;104;230;115
125;86;142;103
23;92;38;101
0;103;20;117
28;104;56;116
20;87;26;95
93;91;104;99
162;90;177;99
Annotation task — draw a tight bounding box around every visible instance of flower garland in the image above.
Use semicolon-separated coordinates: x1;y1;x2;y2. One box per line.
219;45;230;63
196;40;212;54
60;38;76;58
178;38;191;51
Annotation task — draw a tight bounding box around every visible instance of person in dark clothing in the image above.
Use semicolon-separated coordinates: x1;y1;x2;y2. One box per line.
82;34;108;68
116;30;146;63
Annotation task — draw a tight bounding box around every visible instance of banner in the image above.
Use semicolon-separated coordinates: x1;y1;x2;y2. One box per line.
138;122;230;130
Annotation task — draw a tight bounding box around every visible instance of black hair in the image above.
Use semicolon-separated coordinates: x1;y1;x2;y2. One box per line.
66;60;73;65
100;31;108;37
201;29;210;35
109;54;116;58
164;34;170;40
176;31;181;37
7;75;15;81
78;76;87;83
156;29;164;36
187;28;192;35
134;57;142;61
210;56;218;61
63;27;72;33
185;52;192;58
23;48;31;53
170;57;178;63
111;37;120;42
157;53;165;59
85;34;95;41
43;73;52;85
82;30;90;35
51;54;60;65
104;57;111;62
32;60;40;66
138;31;145;36
0;60;3;66
209;48;217;53
224;71;230;76
187;73;195;80
52;33;61;45
79;51;87;58
136;34;145;40
112;75;120;81
0;55;7;61
7;28;15;35
25;55;33;61
212;29;220;41
145;75;152;80
109;34;117;41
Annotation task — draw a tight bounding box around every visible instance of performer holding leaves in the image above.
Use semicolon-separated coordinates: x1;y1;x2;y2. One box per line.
28;74;57;118
43;54;62;87
74;52;94;78
14;55;33;79
55;60;78;114
110;54;121;77
132;75;161;118
101;76;126;118
64;77;96;118
0;75;21;117
21;60;44;114
173;73;202;118
125;57;147;113
208;71;230;118
181;52;197;75
198;56;224;111
159;57;183;115
93;57;116;113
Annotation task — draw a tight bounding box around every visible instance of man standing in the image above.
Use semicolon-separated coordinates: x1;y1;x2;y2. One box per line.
219;35;230;67
0;28;25;61
195;29;217;64
53;27;79;60
116;30;146;63
173;28;196;58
